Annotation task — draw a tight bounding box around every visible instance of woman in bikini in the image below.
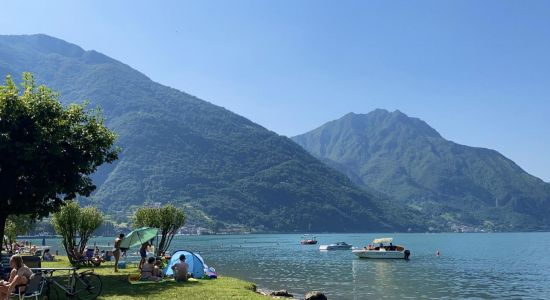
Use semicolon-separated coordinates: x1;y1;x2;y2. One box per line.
140;257;161;281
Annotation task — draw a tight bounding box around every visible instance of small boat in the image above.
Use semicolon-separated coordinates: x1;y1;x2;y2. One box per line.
319;242;352;250
352;237;410;259
300;235;318;245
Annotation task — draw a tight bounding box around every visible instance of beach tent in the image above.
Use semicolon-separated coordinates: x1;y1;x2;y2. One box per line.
164;250;205;279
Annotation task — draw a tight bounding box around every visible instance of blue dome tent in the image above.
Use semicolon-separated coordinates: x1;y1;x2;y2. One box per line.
164;250;206;279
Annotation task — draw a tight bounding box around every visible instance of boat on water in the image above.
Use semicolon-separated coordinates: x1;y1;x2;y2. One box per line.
300;235;318;245
319;242;352;250
352;237;410;259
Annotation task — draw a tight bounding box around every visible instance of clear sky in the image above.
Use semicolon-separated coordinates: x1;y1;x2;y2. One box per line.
2;0;549;181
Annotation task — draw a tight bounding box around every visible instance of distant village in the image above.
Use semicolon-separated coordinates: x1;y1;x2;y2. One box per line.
449;224;489;233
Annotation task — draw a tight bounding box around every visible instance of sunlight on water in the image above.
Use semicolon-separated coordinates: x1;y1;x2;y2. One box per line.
34;232;550;299
178;233;550;299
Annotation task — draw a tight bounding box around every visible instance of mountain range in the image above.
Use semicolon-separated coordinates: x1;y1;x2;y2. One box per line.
292;110;550;231
0;34;425;232
2;34;548;232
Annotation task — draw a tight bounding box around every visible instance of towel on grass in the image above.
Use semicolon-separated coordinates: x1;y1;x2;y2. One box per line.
128;276;199;285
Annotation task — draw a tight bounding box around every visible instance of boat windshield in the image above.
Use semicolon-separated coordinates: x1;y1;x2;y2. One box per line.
372;237;393;244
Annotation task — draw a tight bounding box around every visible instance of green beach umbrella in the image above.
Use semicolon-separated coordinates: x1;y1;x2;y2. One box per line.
119;227;158;249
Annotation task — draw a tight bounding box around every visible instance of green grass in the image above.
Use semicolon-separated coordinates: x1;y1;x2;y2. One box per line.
41;257;267;300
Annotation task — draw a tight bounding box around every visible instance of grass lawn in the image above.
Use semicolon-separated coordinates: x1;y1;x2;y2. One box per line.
41;257;268;300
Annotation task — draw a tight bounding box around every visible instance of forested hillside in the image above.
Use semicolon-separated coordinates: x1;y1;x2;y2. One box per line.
0;35;425;232
293;110;550;231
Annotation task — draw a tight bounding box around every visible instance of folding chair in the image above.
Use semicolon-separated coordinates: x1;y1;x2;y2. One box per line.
12;272;44;300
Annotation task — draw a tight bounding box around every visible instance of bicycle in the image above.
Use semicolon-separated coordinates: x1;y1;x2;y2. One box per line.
32;267;102;300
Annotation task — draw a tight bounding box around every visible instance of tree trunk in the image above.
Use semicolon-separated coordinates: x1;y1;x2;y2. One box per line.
158;232;167;256
165;229;176;255
0;213;7;258
79;233;89;256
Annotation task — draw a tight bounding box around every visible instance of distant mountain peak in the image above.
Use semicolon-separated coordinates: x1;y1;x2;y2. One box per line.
293;109;550;231
0;34;85;58
329;109;441;140
343;109;412;121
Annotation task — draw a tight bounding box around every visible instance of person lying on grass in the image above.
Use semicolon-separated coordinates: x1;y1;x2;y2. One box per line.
141;257;162;282
0;255;32;300
171;254;190;282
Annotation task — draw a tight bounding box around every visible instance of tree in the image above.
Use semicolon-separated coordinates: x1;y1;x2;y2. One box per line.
0;73;118;256
133;204;185;256
51;201;80;264
3;215;34;249
78;207;103;255
51;201;103;264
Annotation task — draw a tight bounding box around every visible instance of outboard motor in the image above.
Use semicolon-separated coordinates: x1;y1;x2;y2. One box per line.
404;250;411;260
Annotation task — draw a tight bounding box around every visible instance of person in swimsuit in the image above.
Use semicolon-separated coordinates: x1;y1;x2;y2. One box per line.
113;233;124;272
153;257;164;278
140;257;161;281
0;255;33;300
138;242;149;270
171;254;190;282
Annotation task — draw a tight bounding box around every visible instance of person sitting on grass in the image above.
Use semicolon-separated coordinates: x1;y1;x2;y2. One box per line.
153;258;164;278
140;257;161;282
91;254;103;267
171;254;190;282
0;255;33;300
42;249;54;262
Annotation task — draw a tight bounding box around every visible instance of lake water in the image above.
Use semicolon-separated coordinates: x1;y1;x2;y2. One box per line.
29;233;550;299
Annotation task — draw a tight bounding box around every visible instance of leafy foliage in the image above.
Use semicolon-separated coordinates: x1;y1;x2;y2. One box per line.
133;205;185;256
51;201;80;264
52;201;103;265
78;206;104;254
3;215;34;247
0;71;118;254
293;110;550;230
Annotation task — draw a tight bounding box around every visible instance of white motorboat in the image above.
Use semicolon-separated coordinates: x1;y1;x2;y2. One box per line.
352;237;410;259
319;242;353;250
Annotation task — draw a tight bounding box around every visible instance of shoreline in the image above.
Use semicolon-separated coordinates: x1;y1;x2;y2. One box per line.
36;256;271;299
17;230;550;240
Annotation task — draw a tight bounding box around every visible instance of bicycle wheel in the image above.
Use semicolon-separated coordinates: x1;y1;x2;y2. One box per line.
74;273;102;300
44;281;62;300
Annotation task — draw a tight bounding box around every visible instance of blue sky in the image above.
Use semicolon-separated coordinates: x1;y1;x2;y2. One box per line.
2;0;550;181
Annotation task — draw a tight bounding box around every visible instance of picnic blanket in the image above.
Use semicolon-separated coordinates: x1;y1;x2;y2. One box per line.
128;274;199;285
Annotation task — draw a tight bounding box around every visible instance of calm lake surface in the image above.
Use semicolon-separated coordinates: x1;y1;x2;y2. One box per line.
33;233;550;299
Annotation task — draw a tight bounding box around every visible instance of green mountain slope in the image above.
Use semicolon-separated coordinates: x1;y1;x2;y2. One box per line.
0;34;425;232
292;110;550;230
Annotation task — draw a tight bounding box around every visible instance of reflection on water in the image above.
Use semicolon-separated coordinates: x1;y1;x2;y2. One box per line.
29;233;550;299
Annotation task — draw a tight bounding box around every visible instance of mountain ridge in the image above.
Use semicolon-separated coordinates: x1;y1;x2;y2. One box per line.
293;109;550;230
0;34;426;232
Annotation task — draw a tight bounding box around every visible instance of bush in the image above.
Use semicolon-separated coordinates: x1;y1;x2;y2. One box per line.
52;201;103;264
